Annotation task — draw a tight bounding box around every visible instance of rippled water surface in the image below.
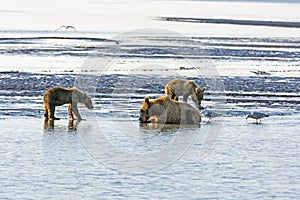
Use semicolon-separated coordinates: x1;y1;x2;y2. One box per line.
1;116;299;199
0;72;299;199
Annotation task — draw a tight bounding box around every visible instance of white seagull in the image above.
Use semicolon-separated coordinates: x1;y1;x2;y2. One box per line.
246;112;269;124
55;25;77;32
201;110;223;122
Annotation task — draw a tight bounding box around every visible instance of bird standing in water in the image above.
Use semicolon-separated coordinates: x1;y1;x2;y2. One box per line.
246;112;269;124
201;110;222;122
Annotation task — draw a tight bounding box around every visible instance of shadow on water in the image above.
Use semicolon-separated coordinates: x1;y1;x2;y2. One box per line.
43;119;80;131
139;122;200;132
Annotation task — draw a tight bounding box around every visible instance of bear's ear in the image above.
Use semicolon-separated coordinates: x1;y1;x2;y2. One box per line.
195;87;200;94
144;96;150;105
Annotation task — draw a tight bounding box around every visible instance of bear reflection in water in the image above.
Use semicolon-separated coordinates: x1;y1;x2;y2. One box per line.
43;87;94;121
139;122;200;132
139;96;201;125
44;119;80;130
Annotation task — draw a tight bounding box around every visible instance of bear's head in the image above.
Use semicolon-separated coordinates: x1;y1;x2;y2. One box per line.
139;97;151;123
75;90;94;109
191;87;205;110
139;96;167;123
82;93;94;109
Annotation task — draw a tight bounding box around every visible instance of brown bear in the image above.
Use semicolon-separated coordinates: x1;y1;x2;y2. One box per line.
43;87;94;121
165;78;205;109
139;95;201;125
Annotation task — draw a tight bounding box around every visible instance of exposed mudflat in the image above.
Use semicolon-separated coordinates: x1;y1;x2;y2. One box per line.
0;72;299;119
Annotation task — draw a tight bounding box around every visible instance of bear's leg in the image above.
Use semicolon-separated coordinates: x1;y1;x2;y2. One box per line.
49;104;60;120
182;94;189;102
68;104;74;120
71;104;82;121
44;105;49;119
172;94;178;101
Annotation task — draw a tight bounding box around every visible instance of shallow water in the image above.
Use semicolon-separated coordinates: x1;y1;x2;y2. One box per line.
1;1;300;198
0;72;299;199
0;115;299;199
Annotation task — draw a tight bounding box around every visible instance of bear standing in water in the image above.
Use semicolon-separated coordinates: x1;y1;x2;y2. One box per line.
165;79;205;109
139;96;201;125
43;87;94;121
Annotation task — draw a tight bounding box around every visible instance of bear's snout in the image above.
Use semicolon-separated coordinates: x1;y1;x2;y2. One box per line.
139;116;150;123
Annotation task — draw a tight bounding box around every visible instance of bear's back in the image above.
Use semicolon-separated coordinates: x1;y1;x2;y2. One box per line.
166;79;187;95
44;87;74;105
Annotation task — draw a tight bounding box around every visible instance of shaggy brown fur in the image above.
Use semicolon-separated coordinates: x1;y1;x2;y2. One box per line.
43;87;93;120
165;79;205;109
139;96;201;125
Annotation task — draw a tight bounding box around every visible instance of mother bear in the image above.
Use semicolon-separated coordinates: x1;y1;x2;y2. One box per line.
139;96;201;125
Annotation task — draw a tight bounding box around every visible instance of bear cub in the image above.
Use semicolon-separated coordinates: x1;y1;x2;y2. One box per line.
165;78;205;109
43;87;94;121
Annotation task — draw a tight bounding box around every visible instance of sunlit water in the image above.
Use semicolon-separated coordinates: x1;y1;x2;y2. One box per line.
0;115;299;199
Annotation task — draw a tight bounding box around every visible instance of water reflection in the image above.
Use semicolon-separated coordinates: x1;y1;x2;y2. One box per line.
139;122;200;132
44;119;80;131
44;119;54;129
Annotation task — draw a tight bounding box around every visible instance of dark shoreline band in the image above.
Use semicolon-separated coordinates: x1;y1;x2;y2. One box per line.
156;17;300;28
